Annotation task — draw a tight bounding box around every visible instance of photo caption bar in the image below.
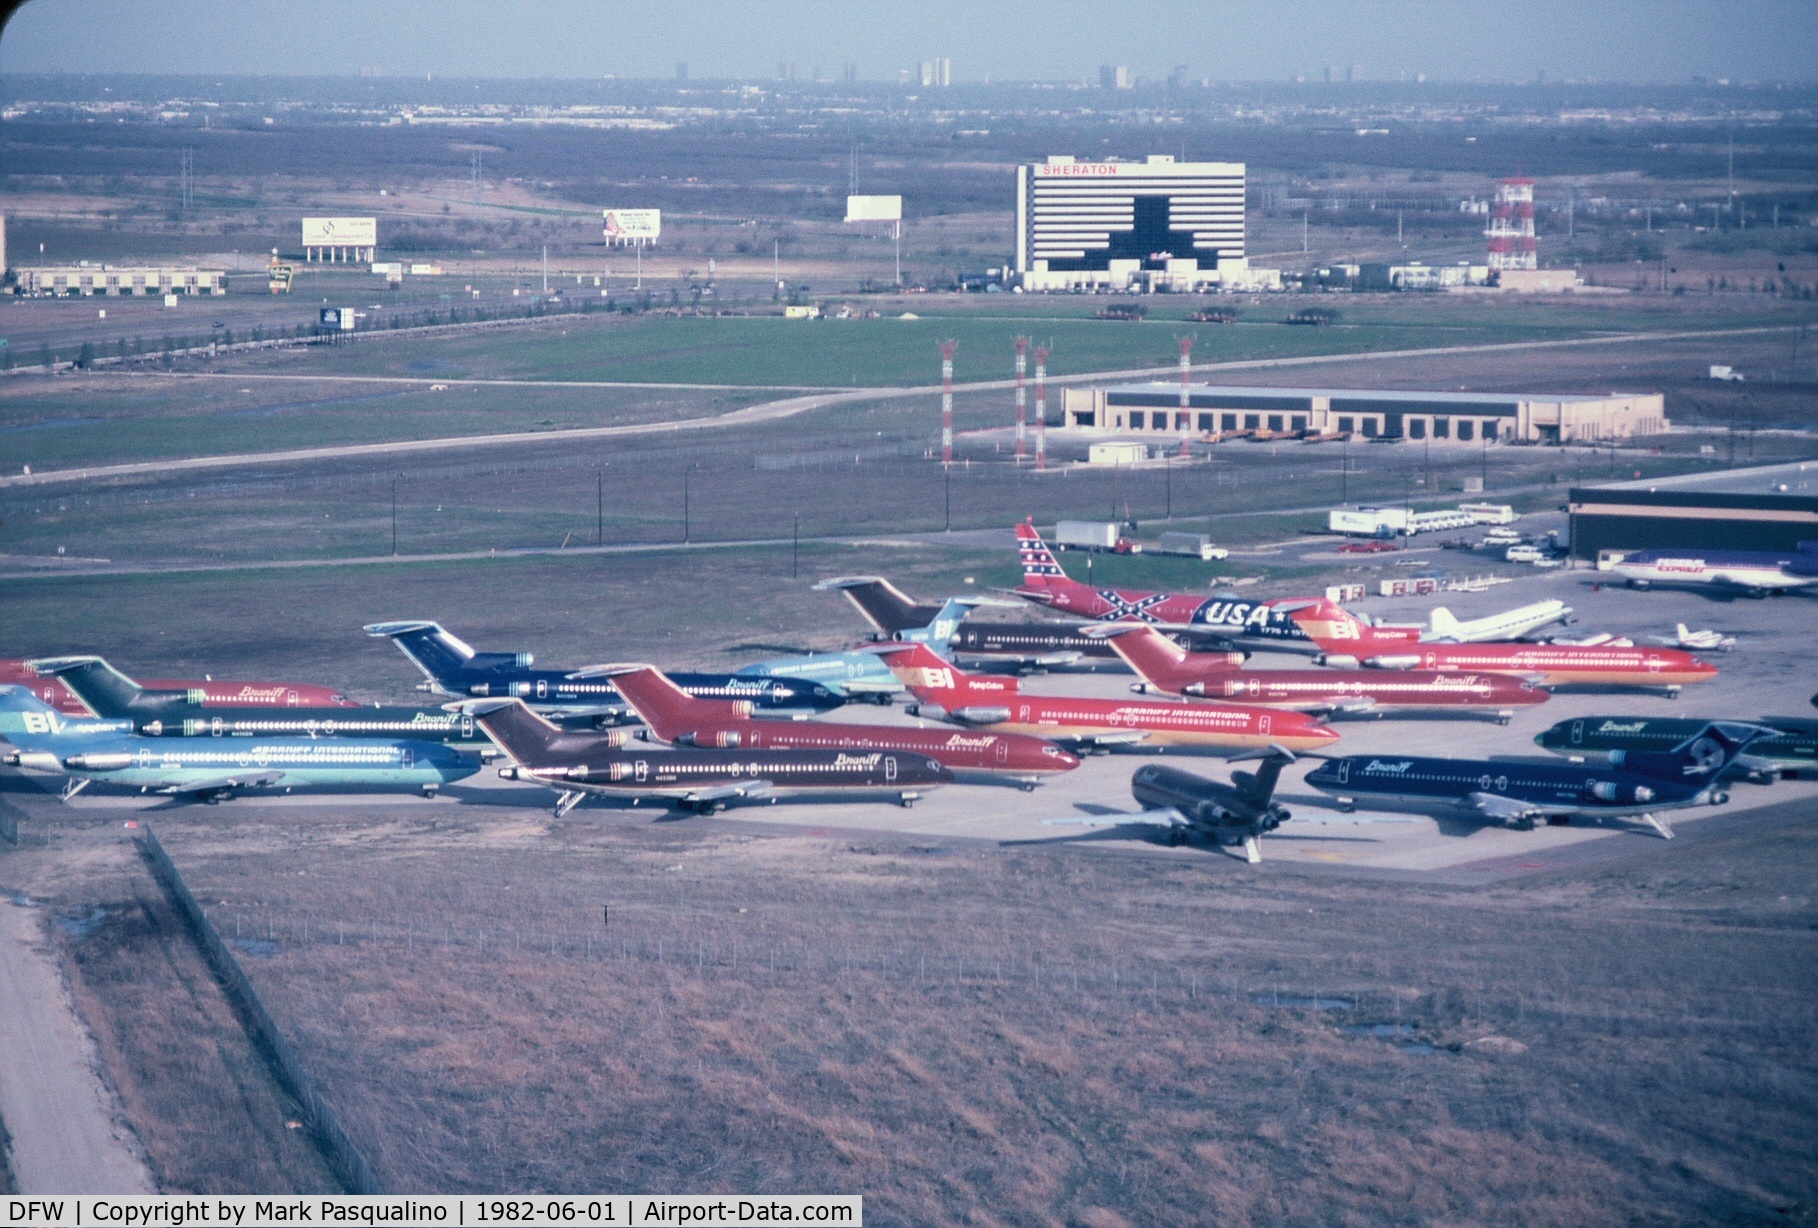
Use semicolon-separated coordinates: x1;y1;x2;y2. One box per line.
1;1198;861;1228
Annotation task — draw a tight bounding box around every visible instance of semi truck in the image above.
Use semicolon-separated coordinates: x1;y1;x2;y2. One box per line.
1054;521;1142;554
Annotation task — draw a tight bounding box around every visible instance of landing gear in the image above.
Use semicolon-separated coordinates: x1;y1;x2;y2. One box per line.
1709;790;1730;806
1496;711;1513;727
1664;685;1682;700
1336;797;1356;814
1545;814;1571;826
1019;779;1038;793
1165;828;1187;846
553;790;584;819
898;791;921;809
1512;816;1536;832
420;784;439;799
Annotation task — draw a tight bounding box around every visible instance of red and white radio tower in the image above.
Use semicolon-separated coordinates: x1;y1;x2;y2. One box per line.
939;339;957;466
1013;336;1029;464
1177;336;1194;457
1033;344;1050;471
1487;178;1537;272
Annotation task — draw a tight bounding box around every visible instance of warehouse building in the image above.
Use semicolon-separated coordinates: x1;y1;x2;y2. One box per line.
1061;383;1667;444
1017;155;1258;292
1569;464;1818;558
17;265;227;296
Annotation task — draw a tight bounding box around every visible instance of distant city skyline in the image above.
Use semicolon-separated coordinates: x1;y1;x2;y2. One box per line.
3;0;1815;84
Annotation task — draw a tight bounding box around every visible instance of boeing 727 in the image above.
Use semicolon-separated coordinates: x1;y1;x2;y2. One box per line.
1;658;354;717
0;687;475;802
364;621;845;722
462;698;951;817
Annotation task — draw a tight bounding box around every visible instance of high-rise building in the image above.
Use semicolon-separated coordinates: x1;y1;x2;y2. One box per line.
920;57;951;88
1016;155;1247;292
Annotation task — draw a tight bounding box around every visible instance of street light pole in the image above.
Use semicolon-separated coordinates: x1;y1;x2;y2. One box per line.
596;470;604;545
792;513;800;577
1165;456;1172;520
683;465;693;543
391;473;401;555
1341;438;1349;504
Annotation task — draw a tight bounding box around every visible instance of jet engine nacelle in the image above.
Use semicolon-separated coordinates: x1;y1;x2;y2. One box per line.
949;706;1012;725
471;651;534;669
1314;654;1361;669
63;753;132;771
1363;654;1422;670
5;750;63;772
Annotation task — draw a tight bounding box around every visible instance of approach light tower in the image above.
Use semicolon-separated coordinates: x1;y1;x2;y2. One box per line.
1177;336;1194;457
1013;337;1030;464
1033;344;1050;471
1487;177;1538;272
940;339;957;466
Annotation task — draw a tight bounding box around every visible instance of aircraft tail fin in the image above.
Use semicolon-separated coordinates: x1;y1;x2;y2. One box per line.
363;621;480;686
874;642;1010;702
1093;625;1192;685
1428;607;1465;642
464;699;567;762
1015;521;1071;589
812;577;938;636
1616;721;1777;781
1228;745;1296;806
1286;601;1388;653
26;656;144;717
577;664;749;741
0;686;118;751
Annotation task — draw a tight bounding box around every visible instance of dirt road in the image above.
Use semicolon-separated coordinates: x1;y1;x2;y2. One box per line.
0;900;155;1193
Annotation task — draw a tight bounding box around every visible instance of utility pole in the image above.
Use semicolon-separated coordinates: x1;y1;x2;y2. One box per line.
542;245;548;294
683;464;695;542
391;473;402;555
1341;437;1349;504
596;470;604;545
792;513;800;577
1164;456;1172;520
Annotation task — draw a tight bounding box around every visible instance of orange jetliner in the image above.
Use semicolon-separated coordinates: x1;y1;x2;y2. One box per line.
876;642;1340;753
1094;625;1550;723
588;663;1081;788
1288;601;1719;692
0;658;354;716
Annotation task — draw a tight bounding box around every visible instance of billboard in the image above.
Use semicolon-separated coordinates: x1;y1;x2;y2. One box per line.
844;195;902;223
602;209;661;243
302;217;377;247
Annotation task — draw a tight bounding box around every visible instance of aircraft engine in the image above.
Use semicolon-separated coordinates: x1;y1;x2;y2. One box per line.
63;753;132;771
1363;654;1422;670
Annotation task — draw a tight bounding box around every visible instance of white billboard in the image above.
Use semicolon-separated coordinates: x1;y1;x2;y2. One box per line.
602;209;661;243
302;217;377;247
844;194;902;222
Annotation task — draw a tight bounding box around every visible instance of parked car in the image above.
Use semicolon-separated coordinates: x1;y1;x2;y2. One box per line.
1339;540;1401;554
1504;544;1545;563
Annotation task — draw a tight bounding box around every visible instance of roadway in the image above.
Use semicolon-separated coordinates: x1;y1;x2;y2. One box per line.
1;324;1793;491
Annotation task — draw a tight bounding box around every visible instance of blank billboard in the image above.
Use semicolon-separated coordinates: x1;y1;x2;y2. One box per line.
302;217;377;247
844;195;903;222
602;209;662;242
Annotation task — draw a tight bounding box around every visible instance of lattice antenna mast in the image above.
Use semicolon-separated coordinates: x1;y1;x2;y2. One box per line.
1486;177;1537;271
1177;336;1194;457
1034;344;1050;471
940;339;957;467
1013;337;1030;464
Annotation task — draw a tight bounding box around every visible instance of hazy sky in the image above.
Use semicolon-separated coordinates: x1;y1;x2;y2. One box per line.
3;0;1815;84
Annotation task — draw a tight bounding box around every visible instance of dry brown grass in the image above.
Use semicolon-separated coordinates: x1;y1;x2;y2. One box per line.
82;803;1815;1224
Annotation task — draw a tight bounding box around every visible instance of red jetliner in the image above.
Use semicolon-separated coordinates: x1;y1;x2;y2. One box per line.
1288;601;1719;693
1010;521;1417;648
876;642;1340;753
1093;625;1550;724
590;663;1081;788
0;659;353;716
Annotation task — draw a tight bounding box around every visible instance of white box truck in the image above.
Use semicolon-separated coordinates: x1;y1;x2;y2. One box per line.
1152;532;1228;561
1329;507;1408;537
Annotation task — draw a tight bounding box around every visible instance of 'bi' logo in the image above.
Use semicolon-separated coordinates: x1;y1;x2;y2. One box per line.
22;711;65;735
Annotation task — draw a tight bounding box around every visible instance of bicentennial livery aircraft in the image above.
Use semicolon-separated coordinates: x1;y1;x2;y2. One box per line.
591;663;1079;789
1288;601;1719;693
365;621;845;722
1094;625;1549;722
877;642;1340;754
1010;522;1417;649
462;698;952;817
0;687;475;802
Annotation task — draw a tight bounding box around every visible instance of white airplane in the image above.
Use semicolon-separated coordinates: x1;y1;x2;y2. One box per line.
1546;631;1635;647
1664;624;1737;652
1425;600;1572;644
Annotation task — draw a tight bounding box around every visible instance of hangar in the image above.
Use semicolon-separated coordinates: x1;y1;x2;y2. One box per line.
1061;383;1668;444
1569;464;1818;558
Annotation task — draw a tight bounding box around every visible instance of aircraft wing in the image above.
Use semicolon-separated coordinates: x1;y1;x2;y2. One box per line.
153;770;284;798
836;678;906;696
1060;730;1151;750
681;780;774;804
1465;791;1563;823
1042;807;1186;829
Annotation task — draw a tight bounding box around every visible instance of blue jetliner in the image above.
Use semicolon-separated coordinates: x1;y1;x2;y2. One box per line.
1303;721;1774;839
735;596;1015;700
0;687;476;802
364;621;845;723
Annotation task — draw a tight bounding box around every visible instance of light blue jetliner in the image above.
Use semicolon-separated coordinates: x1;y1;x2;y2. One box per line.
0;686;478;802
736;596;1018;701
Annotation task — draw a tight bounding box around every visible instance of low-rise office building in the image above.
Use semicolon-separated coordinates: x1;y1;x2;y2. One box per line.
1061;383;1667;444
17;265;228;296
